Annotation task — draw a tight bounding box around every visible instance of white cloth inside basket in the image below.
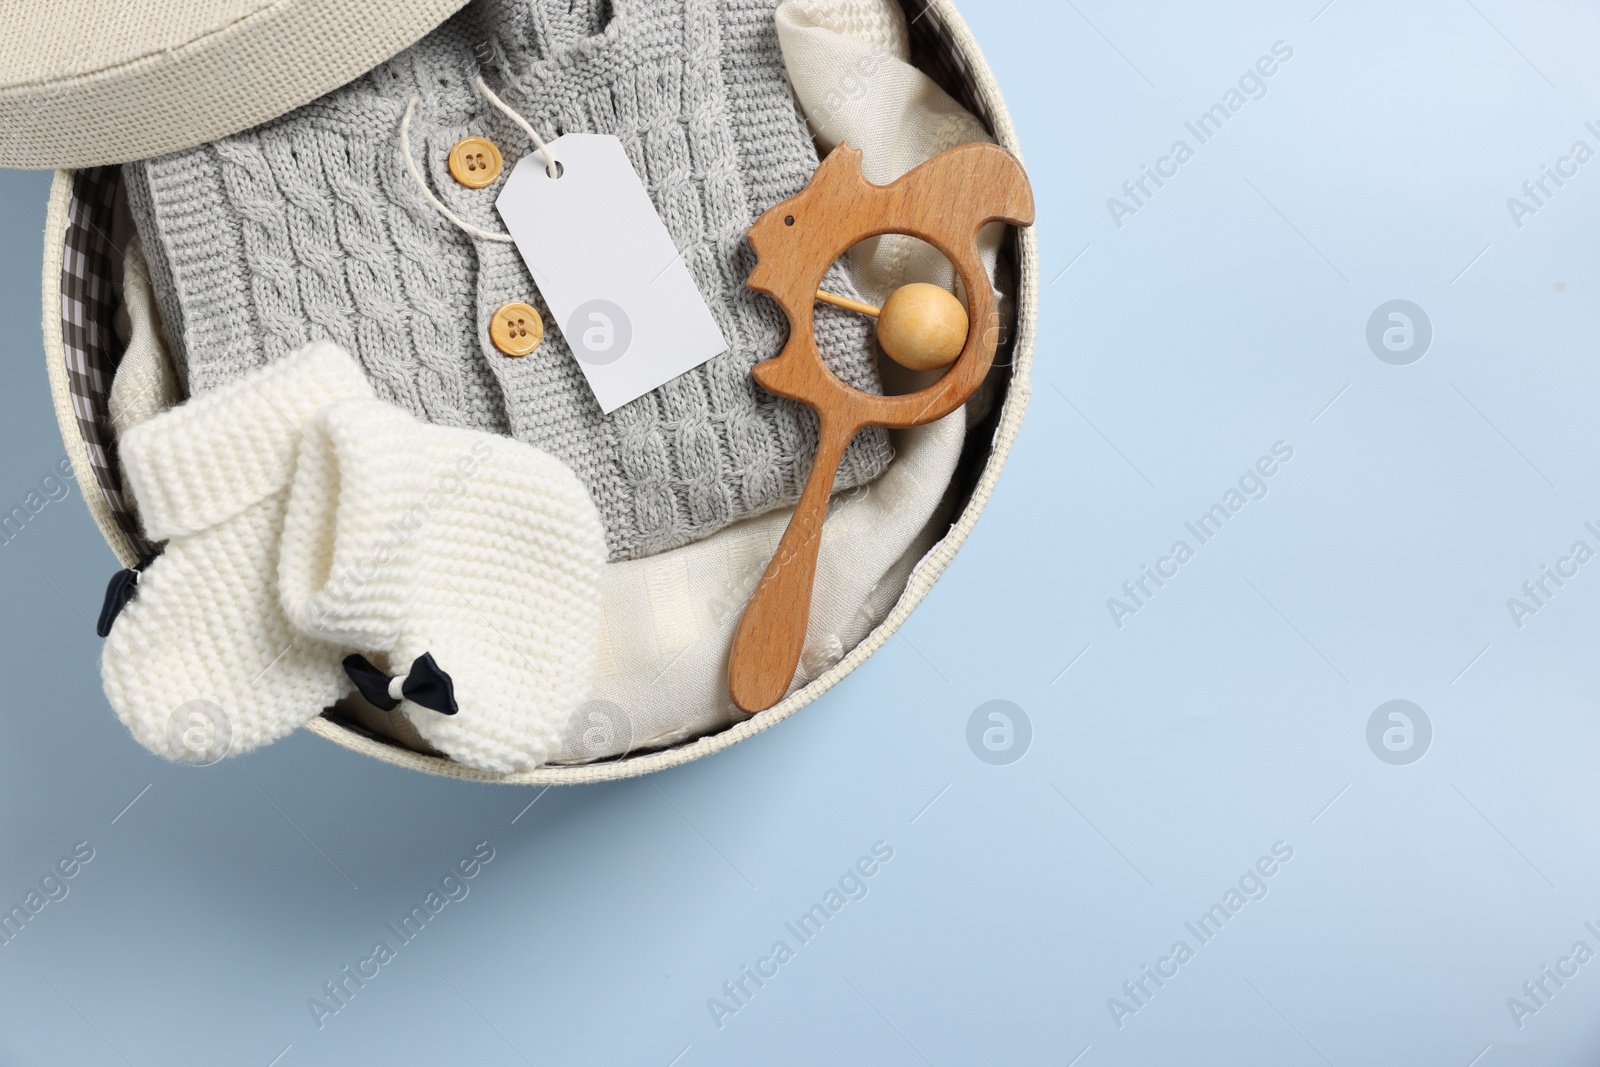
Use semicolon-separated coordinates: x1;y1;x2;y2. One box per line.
562;407;965;761
108;235;182;442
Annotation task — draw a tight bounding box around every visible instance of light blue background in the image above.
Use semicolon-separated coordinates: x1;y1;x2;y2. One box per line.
4;0;1600;1063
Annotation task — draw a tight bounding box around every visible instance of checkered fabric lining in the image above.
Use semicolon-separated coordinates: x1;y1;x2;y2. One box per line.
56;4;998;572
61;167;152;557
906;3;996;134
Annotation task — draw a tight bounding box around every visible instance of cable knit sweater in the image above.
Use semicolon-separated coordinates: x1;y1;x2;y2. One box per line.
123;0;892;562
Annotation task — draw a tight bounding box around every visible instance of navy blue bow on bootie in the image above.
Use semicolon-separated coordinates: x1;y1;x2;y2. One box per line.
96;555;159;638
342;653;458;716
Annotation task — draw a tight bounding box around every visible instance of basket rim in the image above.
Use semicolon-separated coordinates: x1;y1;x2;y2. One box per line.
44;0;1039;784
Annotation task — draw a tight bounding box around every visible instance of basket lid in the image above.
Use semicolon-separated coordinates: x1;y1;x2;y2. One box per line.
0;0;471;169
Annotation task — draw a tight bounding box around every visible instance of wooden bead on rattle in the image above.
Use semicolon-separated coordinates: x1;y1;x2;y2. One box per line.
814;283;969;372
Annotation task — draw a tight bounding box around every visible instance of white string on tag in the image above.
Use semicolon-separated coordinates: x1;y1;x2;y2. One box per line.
474;78;560;179
399;77;560;244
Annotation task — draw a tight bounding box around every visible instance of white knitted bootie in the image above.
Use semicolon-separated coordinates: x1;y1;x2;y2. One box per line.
101;343;374;762
277;398;606;773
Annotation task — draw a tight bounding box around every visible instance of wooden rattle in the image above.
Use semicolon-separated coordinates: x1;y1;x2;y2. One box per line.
728;141;1035;713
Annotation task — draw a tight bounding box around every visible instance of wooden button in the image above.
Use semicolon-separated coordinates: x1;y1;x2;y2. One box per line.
490;302;543;357
448;136;503;188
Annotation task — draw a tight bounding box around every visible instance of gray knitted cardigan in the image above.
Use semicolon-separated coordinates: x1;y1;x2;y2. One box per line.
124;0;891;561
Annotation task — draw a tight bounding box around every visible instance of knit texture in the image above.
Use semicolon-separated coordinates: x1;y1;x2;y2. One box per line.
278;397;606;773
101;343;374;761
124;0;893;563
776;0;907;53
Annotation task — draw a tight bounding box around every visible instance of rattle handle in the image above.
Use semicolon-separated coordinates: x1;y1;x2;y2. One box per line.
728;424;853;713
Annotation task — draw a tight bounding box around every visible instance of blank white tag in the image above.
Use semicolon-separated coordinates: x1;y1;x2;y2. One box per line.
495;134;730;414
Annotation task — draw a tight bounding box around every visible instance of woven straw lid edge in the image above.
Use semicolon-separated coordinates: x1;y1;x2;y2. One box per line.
0;0;470;168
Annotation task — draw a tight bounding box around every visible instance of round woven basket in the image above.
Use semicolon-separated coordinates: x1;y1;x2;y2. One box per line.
41;0;1038;784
